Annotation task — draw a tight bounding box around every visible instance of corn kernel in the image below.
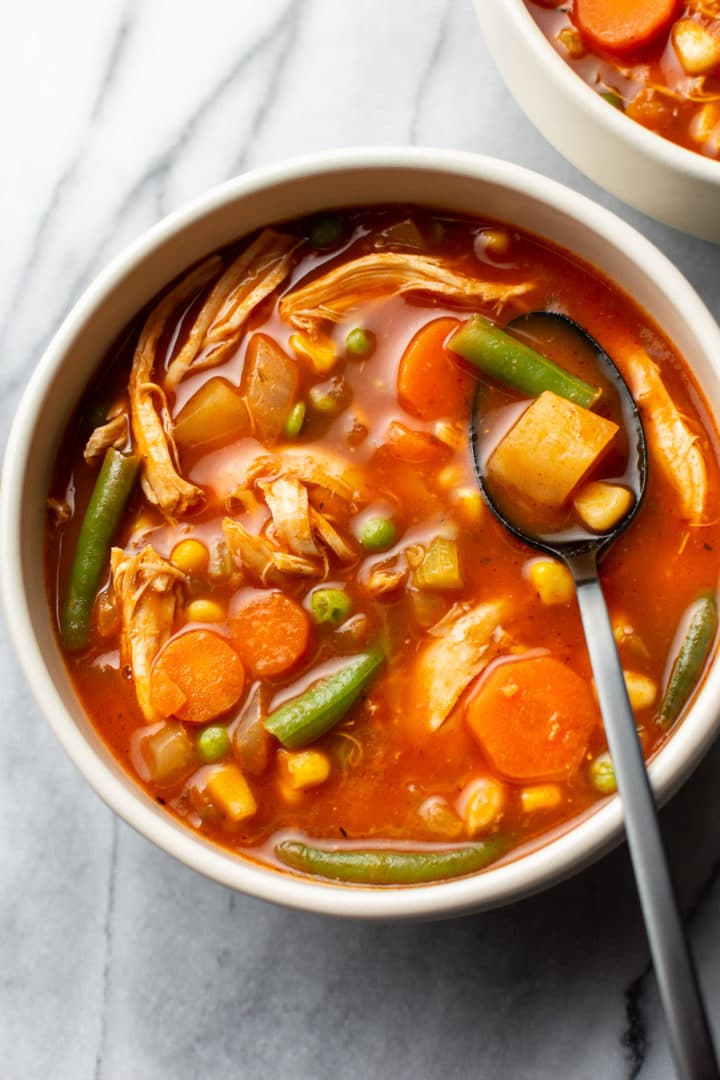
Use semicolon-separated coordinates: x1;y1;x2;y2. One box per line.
557;26;585;58
623;671;657;712
612;616;650;659
574;481;634;533
171;538;209;575
418;796;464;839
456;777;505;836
206;764;257;821
278;749;331;791
185;598;225;623
672;19;720;76
520;784;562;813
289;332;338;374
478;227;512;257
437;462;464;490
451;486;484;527
434;420;466;451
526;558;575;605
689;102;720;143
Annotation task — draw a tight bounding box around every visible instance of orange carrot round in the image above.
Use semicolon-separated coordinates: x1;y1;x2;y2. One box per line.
397;317;474;422
575;0;680;56
151;630;245;725
232;592;310;678
466;655;599;781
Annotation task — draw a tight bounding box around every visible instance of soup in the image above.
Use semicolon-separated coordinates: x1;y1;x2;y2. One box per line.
46;207;720;885
527;1;720;159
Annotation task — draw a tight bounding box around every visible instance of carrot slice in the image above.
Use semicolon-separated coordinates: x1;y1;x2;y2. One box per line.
397;317;474;421
151;630;245;725
232;591;311;678
466;656;599;781
575;0;680;56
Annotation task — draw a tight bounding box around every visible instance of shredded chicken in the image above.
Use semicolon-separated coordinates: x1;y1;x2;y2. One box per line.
111;545;186;722
243;451;358;503
130;256;221;517
260;476;321;558
164;230;299;389
83;413;129;464
414;599;509;731
222;518;322;584
309;507;357;562
279;252;533;337
366;566;408;596
624;346;707;523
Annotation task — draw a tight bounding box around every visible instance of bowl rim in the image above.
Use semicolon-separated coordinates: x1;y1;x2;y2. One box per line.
4;145;720;920
490;0;720;187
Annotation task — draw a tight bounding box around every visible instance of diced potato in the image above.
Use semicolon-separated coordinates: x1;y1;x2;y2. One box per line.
206;763;257;821
456;777;505;836
243;333;299;441
289;331;338;374
174;378;249;450
526;557;574;605
624;671;657;712
185;598;225;623
574;481;634;532
171;539;209;575
487;391;619;508
278;749;331;790
142;723;195;785
418;796;464;839
414;537;463;591
520;784;562;813
672;19;720;76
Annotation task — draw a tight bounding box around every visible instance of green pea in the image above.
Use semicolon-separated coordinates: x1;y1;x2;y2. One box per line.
589;752;616;795
345;327;375;358
360;516;396;551
600;90;624;111
309;216;345;249
284;401;306;438
311;588;352;626
197;725;232;763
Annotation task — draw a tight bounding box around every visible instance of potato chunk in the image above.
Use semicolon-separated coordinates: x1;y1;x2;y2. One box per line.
174;377;249;450
574;480;634;532
487;391;619;508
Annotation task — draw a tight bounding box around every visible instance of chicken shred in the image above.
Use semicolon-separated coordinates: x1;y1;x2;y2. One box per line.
309;507;357;562
260;476;321;558
414;599;509;731
222;518;322;583
84;413;129;464
130;256;222;517
624;346;707;523
111;545;186;722
164;230;299;389
279;252;533;337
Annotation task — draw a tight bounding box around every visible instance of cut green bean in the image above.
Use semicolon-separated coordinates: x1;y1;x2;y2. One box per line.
310;588;352;626
284;401;306;438
60;448;140;652
448;315;601;408
659;596;717;728
264;646;385;749
275;836;508;884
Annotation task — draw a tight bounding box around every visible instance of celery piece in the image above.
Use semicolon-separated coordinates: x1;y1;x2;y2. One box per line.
414;537;463;591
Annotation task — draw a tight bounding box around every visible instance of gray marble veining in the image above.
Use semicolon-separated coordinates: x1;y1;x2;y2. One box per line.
2;1;720;1076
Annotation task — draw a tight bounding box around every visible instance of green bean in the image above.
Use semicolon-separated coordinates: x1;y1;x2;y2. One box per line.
310;588;352;626
60;448;140;652
275;836;508;884
448;315;600;408
264;646;384;749
659;596;718;729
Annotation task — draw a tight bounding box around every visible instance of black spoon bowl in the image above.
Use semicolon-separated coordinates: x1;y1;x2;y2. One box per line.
468;312;718;1079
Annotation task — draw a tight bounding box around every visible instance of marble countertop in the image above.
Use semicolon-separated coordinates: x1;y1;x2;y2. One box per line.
3;1;720;1076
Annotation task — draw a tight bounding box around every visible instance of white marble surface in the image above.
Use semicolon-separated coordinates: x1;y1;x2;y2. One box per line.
3;2;720;1077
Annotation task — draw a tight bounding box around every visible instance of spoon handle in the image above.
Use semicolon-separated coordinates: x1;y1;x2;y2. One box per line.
571;561;718;1079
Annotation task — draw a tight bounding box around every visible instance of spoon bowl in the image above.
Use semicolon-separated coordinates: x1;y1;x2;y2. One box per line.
468;311;718;1078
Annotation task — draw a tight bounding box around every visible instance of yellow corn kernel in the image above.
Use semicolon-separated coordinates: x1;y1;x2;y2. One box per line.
557;26;585;59
457;777;505;836
434;420;466;451
278;749;331;791
185;598;225;623
574;481;634;533
171;538;209;575
206;764;257;822
437;462;464;490
520;784;563;814
418;796;464;839
624;671;657;712
478;227;512;257
451;486;484;528
289;332;338;374
526;558;575;605
672;19;720;76
689;102;720;143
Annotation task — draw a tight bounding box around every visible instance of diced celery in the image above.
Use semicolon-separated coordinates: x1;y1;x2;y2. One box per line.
414;537;463;591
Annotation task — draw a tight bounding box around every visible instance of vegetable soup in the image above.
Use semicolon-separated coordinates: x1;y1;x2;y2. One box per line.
527;1;720;159
46;207;720;886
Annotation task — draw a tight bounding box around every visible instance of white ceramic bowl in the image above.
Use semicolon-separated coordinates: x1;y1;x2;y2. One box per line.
475;0;720;240
3;148;720;919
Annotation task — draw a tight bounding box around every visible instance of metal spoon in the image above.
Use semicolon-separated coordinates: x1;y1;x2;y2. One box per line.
469;312;718;1079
